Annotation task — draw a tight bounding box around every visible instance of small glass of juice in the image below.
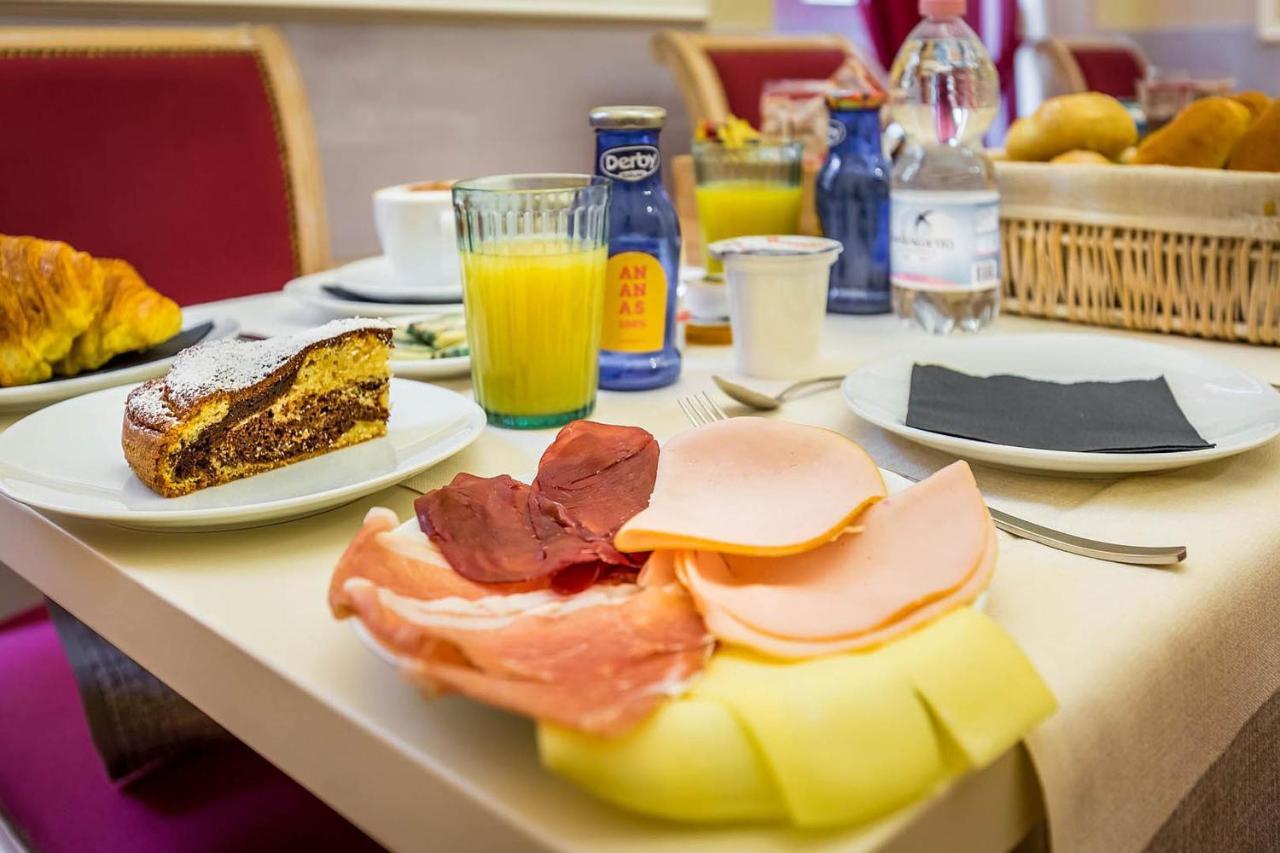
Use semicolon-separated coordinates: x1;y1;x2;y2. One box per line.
452;174;611;429
693;139;805;278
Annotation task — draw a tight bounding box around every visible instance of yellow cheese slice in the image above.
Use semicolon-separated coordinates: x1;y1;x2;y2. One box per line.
538;697;786;822
536;608;1056;829
695;650;943;828
885;608;1058;768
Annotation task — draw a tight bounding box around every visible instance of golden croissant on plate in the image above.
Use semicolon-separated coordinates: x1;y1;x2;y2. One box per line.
0;234;182;387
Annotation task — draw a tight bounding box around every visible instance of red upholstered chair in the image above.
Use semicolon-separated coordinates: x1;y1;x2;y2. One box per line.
651;30;855;129
1032;37;1149;101
0;26;330;306
0;606;381;851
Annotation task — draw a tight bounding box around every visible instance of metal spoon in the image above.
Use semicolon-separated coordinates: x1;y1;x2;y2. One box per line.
712;374;846;411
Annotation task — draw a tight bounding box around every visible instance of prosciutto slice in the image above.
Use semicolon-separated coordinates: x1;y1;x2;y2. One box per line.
331;508;713;736
531;420;658;538
415;473;632;584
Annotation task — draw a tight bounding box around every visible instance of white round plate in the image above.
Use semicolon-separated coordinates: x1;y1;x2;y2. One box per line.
283;260;462;320
390;313;470;380
0;317;240;414
842;333;1280;475
338;256;462;303
0;378;485;531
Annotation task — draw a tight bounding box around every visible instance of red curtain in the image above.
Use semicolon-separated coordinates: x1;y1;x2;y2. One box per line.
860;0;1020;138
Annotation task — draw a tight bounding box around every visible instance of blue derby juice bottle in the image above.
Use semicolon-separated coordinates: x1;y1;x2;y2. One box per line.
591;106;681;390
817;89;891;314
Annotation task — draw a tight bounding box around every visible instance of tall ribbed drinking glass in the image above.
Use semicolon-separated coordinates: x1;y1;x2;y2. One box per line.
453;174;611;429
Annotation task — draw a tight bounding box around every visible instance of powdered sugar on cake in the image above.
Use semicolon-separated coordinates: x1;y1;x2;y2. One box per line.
161;319;393;413
125;379;176;427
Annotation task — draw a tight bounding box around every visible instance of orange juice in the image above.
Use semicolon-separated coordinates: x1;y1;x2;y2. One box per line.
695;182;805;275
462;240;607;426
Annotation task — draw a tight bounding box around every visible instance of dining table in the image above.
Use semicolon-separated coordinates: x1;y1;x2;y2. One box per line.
3;290;1280;853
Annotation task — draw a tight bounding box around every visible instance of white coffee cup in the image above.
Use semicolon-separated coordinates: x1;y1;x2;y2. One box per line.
373;180;460;291
709;235;842;379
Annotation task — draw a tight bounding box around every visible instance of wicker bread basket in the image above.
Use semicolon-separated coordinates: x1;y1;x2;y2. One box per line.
995;162;1280;345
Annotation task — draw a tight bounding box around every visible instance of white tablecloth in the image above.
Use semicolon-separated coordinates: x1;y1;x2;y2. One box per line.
5;293;1280;852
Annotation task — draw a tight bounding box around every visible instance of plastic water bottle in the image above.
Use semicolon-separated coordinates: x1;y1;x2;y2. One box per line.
888;0;1001;333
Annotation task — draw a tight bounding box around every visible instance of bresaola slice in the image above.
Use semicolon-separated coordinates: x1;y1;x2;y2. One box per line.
415;422;659;586
415;473;633;584
532;420;659;539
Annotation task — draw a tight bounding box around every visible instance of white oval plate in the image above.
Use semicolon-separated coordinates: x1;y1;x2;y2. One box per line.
390;313;470;380
283;261;462;320
0;317;240;414
0;378;485;531
842;333;1280;475
391;353;470;381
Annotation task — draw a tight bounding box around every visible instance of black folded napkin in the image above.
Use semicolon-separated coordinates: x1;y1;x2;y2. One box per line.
91;321;215;375
905;364;1213;454
323;284;460;305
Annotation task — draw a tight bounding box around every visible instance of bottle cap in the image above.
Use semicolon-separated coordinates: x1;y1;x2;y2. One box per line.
589;106;666;130
919;0;965;19
827;91;886;111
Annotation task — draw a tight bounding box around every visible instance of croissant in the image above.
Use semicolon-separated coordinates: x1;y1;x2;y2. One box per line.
56;258;181;375
0;234;181;387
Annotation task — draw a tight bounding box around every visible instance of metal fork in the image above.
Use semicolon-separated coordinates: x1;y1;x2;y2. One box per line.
678;391;1187;567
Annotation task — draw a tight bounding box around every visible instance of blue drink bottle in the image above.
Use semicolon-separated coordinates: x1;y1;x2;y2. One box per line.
591;106;681;390
817;91;891;314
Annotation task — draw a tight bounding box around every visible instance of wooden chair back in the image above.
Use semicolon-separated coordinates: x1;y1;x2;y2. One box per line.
651;30;856;129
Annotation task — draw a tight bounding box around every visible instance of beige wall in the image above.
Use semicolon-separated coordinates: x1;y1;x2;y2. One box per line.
1094;0;1253;31
284;17;695;260
0;12;696;262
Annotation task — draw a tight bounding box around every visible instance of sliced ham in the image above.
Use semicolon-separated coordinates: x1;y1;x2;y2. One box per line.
673;462;997;658
415;473;633;584
330;508;713;736
637;550;678;588
614;418;886;557
677;528;995;659
532;420;658;538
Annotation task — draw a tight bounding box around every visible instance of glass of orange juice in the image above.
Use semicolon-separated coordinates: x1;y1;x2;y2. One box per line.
693;139;805;277
452;174;611;429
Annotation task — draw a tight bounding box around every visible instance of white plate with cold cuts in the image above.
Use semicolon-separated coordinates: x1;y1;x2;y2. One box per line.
346;468;991;670
842;334;1280;475
0;378;485;531
0;316;240;414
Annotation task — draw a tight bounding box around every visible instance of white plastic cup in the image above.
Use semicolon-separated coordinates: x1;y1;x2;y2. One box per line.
709;235;842;379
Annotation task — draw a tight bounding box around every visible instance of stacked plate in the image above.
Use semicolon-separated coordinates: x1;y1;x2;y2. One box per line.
284;257;471;379
283;255;462;319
